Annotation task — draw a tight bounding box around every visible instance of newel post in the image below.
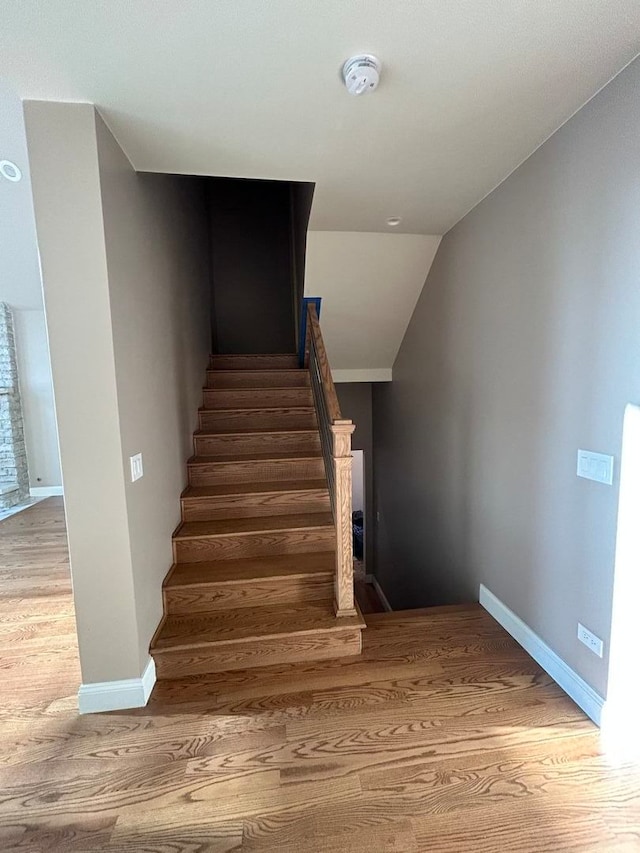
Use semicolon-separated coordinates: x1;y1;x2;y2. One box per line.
331;419;356;618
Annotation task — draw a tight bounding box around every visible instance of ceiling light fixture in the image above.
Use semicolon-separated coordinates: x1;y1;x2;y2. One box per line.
386;216;402;227
0;160;22;182
342;55;381;96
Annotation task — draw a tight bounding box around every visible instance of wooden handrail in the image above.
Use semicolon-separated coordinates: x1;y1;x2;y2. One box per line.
305;303;342;422
305;303;356;618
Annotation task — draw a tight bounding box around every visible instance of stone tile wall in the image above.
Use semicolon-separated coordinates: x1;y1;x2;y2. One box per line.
0;303;30;509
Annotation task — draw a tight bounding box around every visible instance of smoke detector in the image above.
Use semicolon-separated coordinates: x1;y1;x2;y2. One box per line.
342;55;381;96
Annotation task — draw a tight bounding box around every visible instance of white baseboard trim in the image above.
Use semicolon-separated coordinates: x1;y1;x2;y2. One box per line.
479;584;604;726
332;368;392;383
372;576;393;612
78;656;156;714
30;486;63;497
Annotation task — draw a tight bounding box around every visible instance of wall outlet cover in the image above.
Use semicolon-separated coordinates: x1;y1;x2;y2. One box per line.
130;453;143;483
577;622;603;658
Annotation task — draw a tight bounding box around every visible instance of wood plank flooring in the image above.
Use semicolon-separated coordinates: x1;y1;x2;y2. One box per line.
1;499;639;851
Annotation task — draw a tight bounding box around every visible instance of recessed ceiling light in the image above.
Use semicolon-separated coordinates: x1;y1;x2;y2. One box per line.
386;216;401;227
0;160;22;182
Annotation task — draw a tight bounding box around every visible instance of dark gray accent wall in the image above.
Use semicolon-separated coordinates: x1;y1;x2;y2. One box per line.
335;382;374;573
208;178;296;354
290;182;314;343
372;56;640;698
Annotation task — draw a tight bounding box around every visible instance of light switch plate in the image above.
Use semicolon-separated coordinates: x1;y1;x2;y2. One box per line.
130;452;143;482
577;449;614;485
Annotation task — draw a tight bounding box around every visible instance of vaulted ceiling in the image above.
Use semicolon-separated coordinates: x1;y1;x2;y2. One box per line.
1;1;639;234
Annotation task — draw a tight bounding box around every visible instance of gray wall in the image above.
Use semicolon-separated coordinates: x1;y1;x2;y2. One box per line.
372;56;640;698
96;114;212;675
26;101;141;683
335;382;374;573
209;179;296;354
25;101;211;685
291;182;315;343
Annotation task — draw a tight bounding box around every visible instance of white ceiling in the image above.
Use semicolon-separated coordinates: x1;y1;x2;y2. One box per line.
305;232;441;379
1;2;639;234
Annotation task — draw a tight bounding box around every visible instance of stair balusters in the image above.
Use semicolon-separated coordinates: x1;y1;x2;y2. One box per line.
304;303;357;618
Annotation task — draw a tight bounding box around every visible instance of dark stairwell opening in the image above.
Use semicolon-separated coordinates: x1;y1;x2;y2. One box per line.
207;177;314;355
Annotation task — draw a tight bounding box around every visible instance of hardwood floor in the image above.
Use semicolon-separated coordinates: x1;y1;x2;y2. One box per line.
353;559;386;615
1;499;639;851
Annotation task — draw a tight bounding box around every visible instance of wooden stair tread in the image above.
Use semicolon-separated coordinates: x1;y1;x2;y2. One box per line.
152;603;364;651
199;405;315;414
204;385;311;392
188;451;322;465
182;480;328;498
207;368;308;375
166;552;336;587
365;604;480;623
210;353;297;358
174;513;334;539
193;427;318;436
151;354;364;675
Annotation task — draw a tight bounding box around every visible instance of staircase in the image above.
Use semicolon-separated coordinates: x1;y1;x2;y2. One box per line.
151;352;365;678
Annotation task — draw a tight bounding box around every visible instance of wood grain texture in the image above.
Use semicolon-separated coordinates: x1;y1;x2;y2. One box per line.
174;513;333;538
306;303;342;423
6;504;637;852
165;552;337;587
164;571;333;614
199;406;317;432
154;603;364;648
206;369;310;389
154;626;364;678
210;354;300;371
193;429;321;457
203;388;313;410
304;306;356;619
181;481;331;521
172;515;335;562
188;454;325;486
154;356;363;678
331;423;356;618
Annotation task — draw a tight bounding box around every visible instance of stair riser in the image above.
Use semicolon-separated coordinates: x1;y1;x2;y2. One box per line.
165;574;334;614
189;458;325;486
154;627;363;678
206;370;309;389
194;432;320;457
181;490;331;521
199;408;317;431
203;388;313;410
174;527;335;563
210;355;299;371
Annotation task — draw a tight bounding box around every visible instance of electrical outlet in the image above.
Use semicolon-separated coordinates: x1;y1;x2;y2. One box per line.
577;622;603;657
130;452;143;483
